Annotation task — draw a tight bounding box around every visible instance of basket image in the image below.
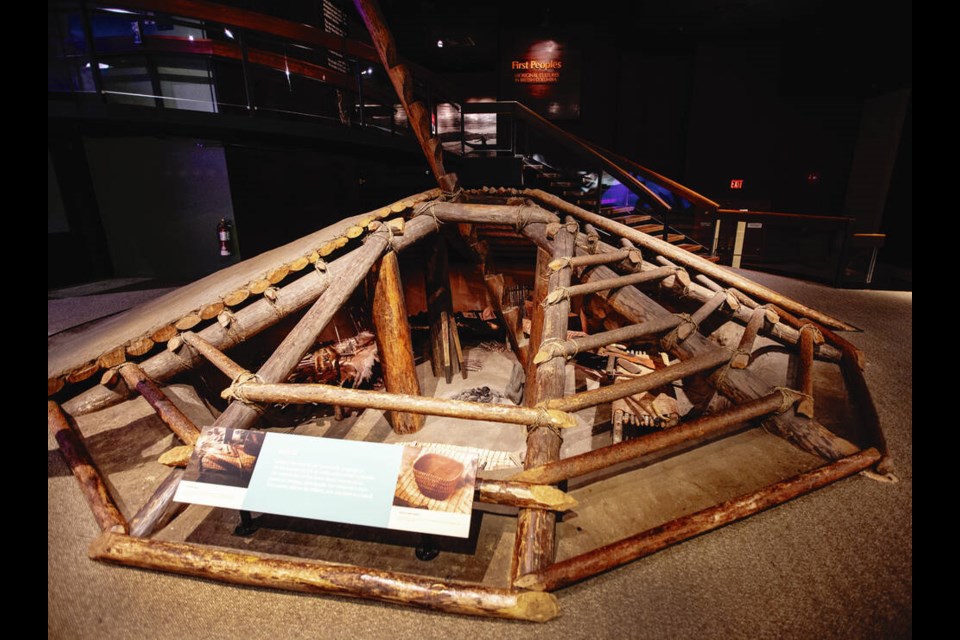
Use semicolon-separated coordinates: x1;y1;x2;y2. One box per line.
412;453;464;500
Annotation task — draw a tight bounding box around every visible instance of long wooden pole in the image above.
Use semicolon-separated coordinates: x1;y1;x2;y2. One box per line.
226;382;575;429
731;306;777;369
114;363;200;446
514;392;792;485
213;217;435;433
513;220;575;582
48;401;127;533
796;324;821;418
352;0;459;193
372;250;425;433
524;248;550;406
546;349;733;414
178;331;248;382
523;189;857;331
533;315;684;365
514;448;880;591
542;266;683;304
89;532;559;622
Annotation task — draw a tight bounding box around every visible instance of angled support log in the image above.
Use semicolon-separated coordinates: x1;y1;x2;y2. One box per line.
534;315;684;365
543;266;687;305
582;223;601;253
48;401;127;533
514;448;880;591
731;306;780;369
111;363;200;446
224;382;575;429
513;218;575;582
515;391;796;484
523;189;857;331
178;331;249;383
484;273;527;369
796;324;824;418
89;532;559;622
128;468;185;538
521;224;859;461
213;217;435;433
352;0;458;193
545;348;733;414
371;251;424;433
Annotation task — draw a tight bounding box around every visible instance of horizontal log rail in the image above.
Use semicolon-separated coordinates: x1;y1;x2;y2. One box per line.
89;532;560;622
514;391;796;485
543;348;734;414
224;382;576;429
542;265;685;305
549;247;641;272
533;315;684;365
514;447;880;591
422;202;560;226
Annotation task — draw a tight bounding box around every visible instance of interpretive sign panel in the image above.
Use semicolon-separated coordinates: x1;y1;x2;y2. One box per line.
174;426;478;538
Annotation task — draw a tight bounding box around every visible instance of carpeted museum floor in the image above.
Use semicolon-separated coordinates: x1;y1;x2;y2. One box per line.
48;270;912;639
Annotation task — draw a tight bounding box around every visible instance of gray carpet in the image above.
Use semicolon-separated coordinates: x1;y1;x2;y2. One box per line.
48;271;912;639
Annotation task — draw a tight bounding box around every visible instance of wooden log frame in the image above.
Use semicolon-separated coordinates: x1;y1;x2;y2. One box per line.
421;201;560;227
514;448;881;591
520;223;860;462
522;189;858;331
574;231;843;361
512;219;576;582
89;533;559;622
63;214;438;417
533;314;685;365
48;401;128;533
48;190;441;394
370;251;424;434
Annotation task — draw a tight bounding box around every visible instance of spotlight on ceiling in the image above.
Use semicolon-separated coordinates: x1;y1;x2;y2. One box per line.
224;28;234;39
436;39;444;48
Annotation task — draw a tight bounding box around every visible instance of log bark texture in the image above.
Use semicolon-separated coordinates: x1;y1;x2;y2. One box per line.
48;401;127;533
128;468;185;538
371;251;424;433
89;532;559;622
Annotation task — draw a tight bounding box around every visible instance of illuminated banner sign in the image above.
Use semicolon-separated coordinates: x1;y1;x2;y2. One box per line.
502;35;581;120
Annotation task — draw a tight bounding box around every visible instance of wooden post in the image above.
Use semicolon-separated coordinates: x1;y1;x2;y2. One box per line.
425;236;462;382
128;468;185;537
114;363;200;446
89;532;560;622
371;251;424;433
213;217;435;433
731;306;778;369
524;248;550;406
796;324;823;418
514;392;793;484
48;401;127;533
513;218;575;582
224;382;575;429
523;189;857;331
514;448;881;591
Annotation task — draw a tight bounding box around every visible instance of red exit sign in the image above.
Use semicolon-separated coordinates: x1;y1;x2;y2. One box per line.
730;179;744;190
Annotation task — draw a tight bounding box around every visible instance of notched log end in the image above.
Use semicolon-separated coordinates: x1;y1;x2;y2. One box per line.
504;589;558;621
512;574;546;592
549;409;577;429
159;445;194;468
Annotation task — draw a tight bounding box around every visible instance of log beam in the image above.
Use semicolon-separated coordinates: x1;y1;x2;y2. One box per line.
533;315;684;365
796;324;823;418
514;448;880;591
114;363;200;446
48;401;127;533
422;202;559;226
128;468;185;538
89;532;559;622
